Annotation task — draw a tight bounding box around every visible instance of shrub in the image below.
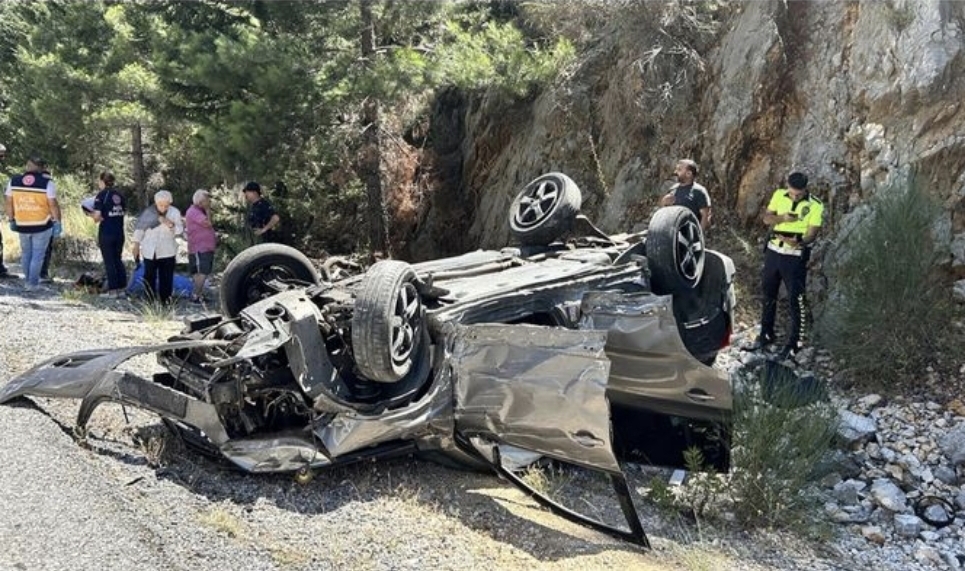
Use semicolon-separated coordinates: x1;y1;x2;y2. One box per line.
816;179;951;387
647;363;837;534
727;364;838;531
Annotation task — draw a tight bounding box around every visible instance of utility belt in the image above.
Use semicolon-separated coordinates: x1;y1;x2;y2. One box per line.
766;241;803;256
765;231;806;257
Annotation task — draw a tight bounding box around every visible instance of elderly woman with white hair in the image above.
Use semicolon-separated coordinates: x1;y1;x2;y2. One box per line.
132;189;183;304
184;188;217;304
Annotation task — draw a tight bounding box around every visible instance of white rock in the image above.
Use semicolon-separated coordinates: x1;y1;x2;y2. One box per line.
899;453;922;470
838;410;877;444
832;481;860;505
915;545;943;566
858;394;884;409
919;530;939;542
885;464;904;480
871;479;908;512
861;525;887;545
954;279;965;303
894;513;922;537
939;425;965;466
923;503;953;526
955;490;965;510
880;447;897;463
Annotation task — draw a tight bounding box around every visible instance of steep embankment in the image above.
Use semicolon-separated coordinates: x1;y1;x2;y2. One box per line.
405;2;965;291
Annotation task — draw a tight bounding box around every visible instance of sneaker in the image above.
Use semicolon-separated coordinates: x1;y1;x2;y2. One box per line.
0;270;14;280
40;276;53;284
743;334;775;352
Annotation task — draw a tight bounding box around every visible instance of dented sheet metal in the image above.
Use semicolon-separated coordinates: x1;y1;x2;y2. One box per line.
0;341;233;445
581;291;731;418
313;366;455;457
0;341;226;404
450;323;619;474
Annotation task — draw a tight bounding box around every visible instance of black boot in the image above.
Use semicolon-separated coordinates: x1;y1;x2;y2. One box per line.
743;332;775;352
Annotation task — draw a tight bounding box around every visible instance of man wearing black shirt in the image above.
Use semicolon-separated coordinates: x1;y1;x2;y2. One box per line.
659;159;712;231
243;181;281;244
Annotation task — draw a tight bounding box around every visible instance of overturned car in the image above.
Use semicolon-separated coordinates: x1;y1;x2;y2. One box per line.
1;173;735;545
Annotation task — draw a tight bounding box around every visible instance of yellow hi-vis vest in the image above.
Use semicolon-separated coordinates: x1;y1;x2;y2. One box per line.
767;188;823;249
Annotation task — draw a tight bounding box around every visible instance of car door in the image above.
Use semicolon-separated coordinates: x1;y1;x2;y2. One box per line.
581;290;732;423
447;323;649;546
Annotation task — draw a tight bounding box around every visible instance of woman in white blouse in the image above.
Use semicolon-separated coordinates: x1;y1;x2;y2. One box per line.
132;190;183;304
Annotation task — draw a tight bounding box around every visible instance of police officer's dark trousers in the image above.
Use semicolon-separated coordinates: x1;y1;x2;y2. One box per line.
760;248;809;347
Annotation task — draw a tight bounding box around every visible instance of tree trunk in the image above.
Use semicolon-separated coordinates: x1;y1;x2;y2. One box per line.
131;122;147;207
358;0;389;257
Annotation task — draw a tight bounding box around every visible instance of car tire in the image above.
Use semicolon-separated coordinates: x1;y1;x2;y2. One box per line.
647;206;705;294
509;172;582;246
352;260;426;383
220;243;320;317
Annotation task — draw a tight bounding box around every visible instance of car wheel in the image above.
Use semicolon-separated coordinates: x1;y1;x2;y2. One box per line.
647;206;705;294
509;172;582;246
352;260;426;383
220;244;320;317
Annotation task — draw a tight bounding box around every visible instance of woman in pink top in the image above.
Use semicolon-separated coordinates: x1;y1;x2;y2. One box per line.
185;189;218;304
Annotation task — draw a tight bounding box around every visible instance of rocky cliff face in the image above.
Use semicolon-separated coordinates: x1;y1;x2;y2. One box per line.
404;0;965;290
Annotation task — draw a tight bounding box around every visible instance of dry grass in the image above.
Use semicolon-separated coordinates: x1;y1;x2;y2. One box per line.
670;542;739;571
2;226;19;261
198;506;246;538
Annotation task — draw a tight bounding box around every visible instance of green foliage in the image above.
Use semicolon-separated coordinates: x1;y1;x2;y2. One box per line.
56;173;100;241
727;366;837;532
646;364;837;535
817;179;951;387
0;0;577;257
414;18;575;98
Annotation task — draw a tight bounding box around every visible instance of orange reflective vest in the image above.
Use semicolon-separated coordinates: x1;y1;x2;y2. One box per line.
7;171;54;229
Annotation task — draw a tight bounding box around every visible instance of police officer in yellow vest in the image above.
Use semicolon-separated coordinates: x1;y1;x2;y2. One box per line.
747;171;823;360
4;155;62;291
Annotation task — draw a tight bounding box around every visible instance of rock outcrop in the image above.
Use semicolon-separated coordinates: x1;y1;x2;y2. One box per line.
407;0;965;292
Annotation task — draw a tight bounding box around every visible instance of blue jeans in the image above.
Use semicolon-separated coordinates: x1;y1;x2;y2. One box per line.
19;228;53;287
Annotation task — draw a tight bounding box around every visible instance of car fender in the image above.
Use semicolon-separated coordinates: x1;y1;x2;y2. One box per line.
0;341;232;444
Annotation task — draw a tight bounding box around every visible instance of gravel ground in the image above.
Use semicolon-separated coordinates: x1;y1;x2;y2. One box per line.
0;270;859;571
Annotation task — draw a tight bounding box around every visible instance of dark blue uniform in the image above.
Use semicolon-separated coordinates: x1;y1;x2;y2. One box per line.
94;187;127;291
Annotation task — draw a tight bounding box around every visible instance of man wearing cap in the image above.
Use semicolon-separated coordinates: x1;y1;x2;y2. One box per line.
4;155;62;291
746;171;823;360
0;143;11;278
659;158;712;231
243;181;281;244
